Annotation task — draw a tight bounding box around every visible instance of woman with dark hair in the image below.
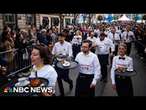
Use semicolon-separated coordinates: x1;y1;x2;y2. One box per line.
0;31;15;73
29;44;58;96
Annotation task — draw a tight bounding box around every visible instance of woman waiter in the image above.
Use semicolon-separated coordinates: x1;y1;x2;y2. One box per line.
110;43;134;96
30;44;58;96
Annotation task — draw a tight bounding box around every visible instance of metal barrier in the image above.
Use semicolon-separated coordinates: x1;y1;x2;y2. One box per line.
0;46;33;77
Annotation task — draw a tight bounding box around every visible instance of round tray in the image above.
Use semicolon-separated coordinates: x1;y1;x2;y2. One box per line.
56;61;78;69
115;70;137;77
29;77;49;87
14;77;49;87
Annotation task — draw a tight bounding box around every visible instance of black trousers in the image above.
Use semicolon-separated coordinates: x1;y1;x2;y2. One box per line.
72;44;81;58
75;73;95;97
115;75;133;96
113;45;118;56
125;42;132;56
98;54;109;81
136;40;145;57
55;67;72;96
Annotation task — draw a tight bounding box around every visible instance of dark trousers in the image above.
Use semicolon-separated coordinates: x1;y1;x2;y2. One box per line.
125;42;132;56
115;75;133;96
98;54;109;81
72;44;81;59
135;40;145;57
55;67;72;96
75;73;95;96
113;45;118;56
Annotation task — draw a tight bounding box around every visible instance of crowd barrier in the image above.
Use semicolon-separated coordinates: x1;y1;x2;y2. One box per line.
0;46;33;77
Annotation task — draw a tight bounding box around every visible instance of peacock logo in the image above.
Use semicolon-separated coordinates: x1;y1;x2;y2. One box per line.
3;87;9;93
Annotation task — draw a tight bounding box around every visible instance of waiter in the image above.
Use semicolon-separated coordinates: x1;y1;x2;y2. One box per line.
71;30;82;59
75;40;101;96
110;43;134;96
52;33;73;96
107;27;121;56
121;25;135;56
87;31;97;53
96;32;115;83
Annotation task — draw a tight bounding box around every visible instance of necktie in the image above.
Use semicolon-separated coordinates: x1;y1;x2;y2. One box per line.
126;32;128;39
113;33;115;43
113;33;115;39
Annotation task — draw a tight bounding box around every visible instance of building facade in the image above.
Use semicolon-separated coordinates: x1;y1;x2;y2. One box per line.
0;14;76;32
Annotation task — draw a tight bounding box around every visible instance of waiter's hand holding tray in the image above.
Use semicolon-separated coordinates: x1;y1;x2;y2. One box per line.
15;77;48;87
62;60;71;67
115;67;136;77
29;77;49;87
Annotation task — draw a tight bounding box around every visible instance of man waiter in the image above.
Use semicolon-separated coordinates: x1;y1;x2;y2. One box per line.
96;32;115;83
75;40;101;96
87;31;97;53
107;27;121;56
52;33;73;96
121;25;135;56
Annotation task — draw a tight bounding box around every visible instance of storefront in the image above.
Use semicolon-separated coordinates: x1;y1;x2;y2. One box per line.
39;14;60;30
2;14;17;30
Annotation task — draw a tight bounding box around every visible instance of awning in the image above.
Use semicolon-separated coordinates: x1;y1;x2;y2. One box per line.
118;14;131;21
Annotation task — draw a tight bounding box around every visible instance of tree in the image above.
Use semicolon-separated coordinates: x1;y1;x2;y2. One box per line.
142;15;146;20
98;15;103;23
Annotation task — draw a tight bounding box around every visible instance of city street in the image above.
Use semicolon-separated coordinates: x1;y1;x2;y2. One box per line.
0;14;146;97
55;43;146;96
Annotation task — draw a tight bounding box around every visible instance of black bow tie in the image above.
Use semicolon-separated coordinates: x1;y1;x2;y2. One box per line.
119;57;125;60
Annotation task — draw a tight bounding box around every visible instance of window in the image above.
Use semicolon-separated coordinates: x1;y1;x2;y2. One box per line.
42;17;49;28
3;14;16;30
72;19;75;24
3;14;15;23
65;18;70;25
51;17;59;26
26;14;33;25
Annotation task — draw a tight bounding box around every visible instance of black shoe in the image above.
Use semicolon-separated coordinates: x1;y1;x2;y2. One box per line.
69;80;73;91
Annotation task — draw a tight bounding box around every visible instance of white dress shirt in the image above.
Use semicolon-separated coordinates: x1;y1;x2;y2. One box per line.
110;55;133;85
29;65;58;88
121;31;135;43
71;35;82;45
104;30;110;36
75;52;101;85
94;29;100;38
116;29;122;35
52;41;73;57
96;37;115;55
87;36;97;46
107;32;121;45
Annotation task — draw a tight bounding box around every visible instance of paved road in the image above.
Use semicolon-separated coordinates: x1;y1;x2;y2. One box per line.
55;43;146;96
